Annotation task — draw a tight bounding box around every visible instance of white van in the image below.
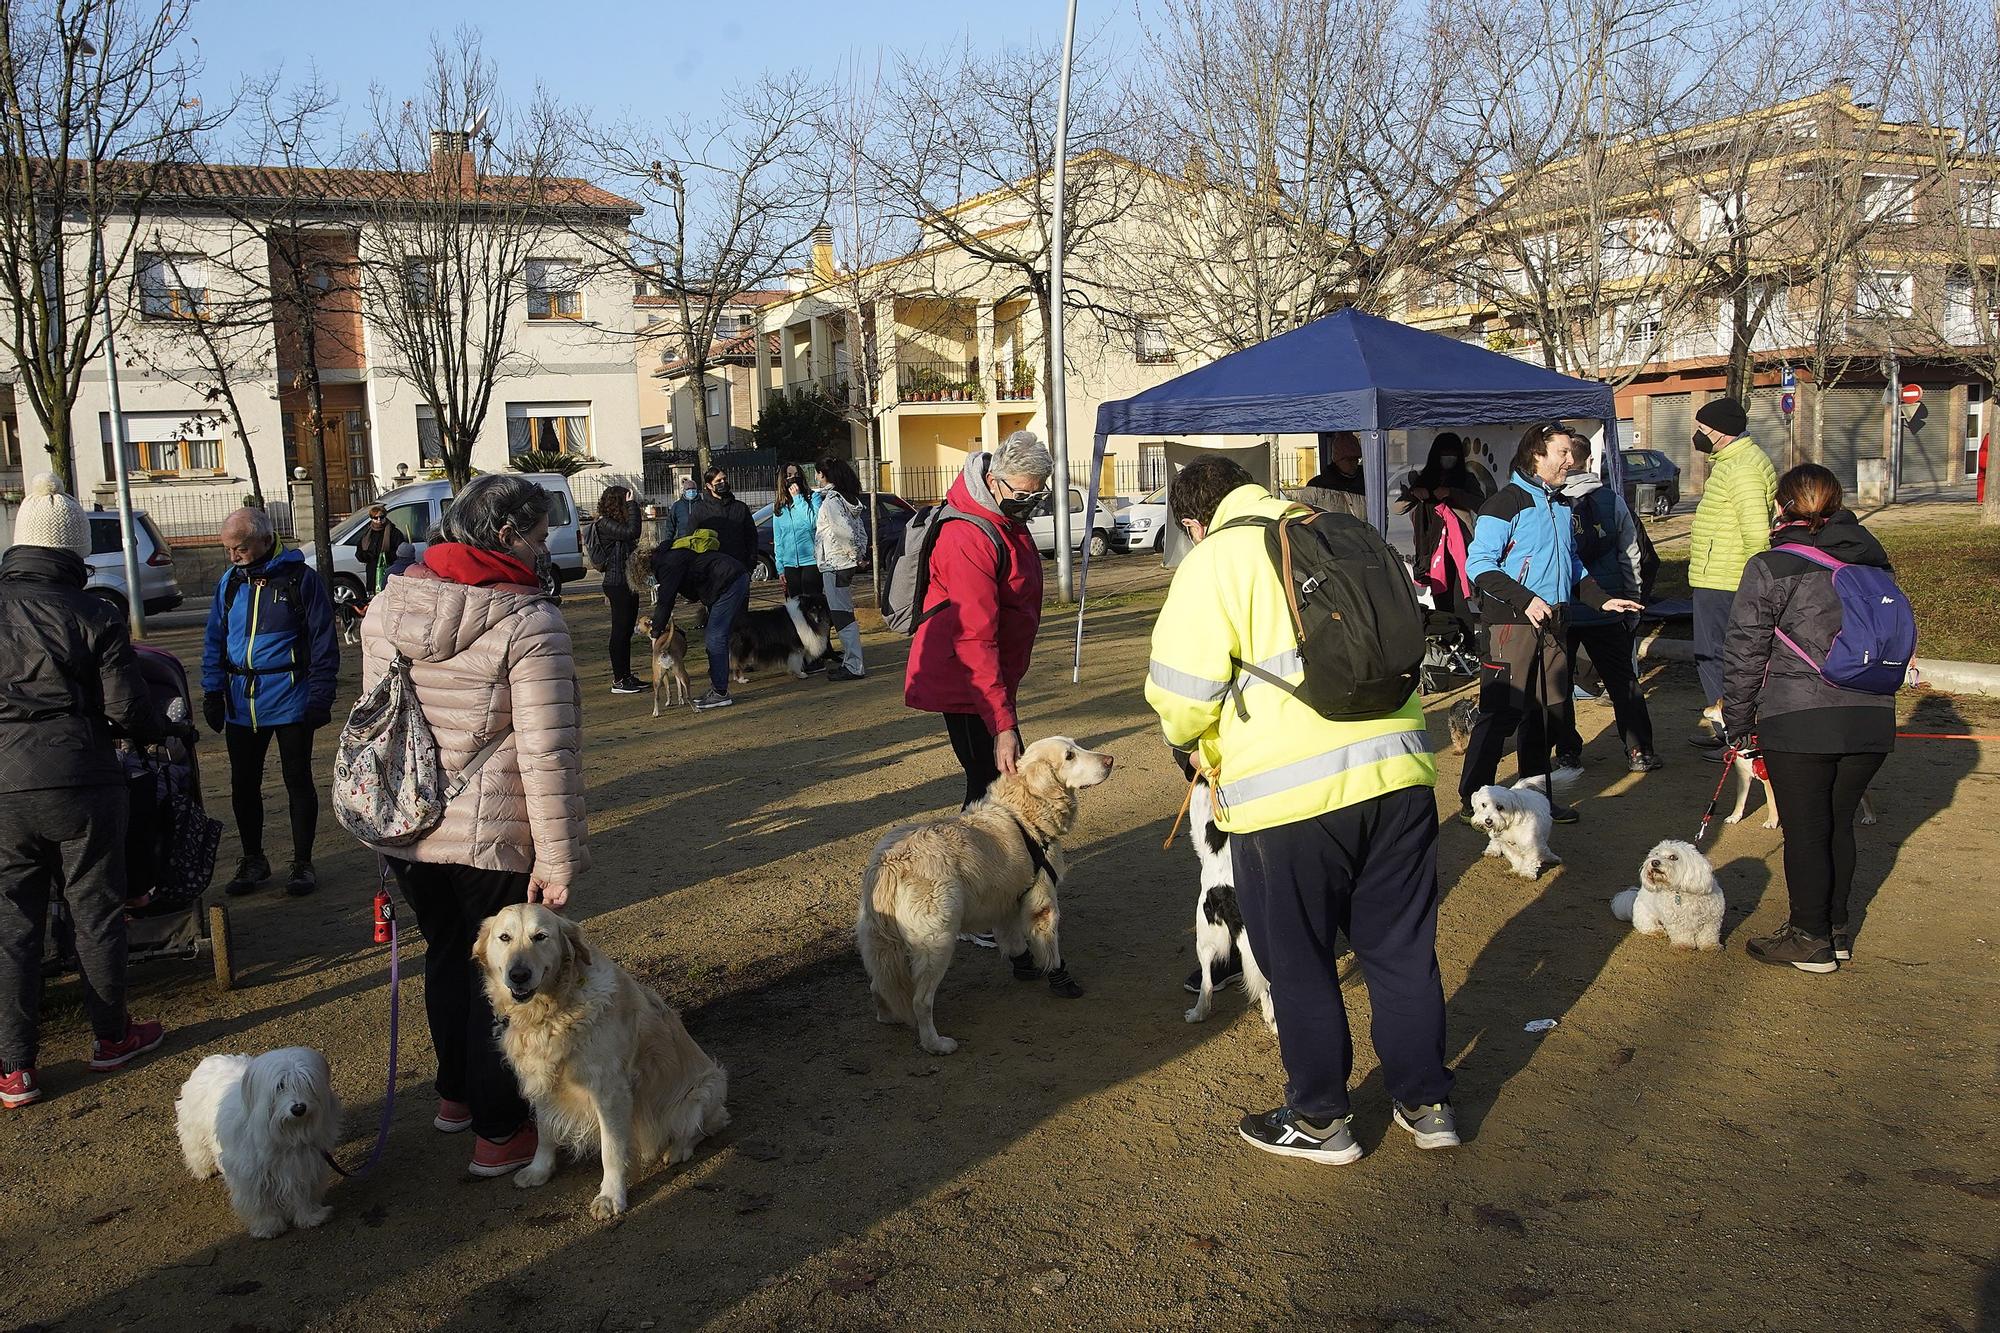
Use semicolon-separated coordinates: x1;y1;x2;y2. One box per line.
298;473;583;603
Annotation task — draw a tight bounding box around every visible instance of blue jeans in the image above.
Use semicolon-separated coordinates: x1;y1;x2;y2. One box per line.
705;573;750;695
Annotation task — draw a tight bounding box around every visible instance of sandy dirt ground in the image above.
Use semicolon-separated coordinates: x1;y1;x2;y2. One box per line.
3;558;1996;1333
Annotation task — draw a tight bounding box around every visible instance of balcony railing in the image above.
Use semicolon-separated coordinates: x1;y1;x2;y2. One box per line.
896;355;981;405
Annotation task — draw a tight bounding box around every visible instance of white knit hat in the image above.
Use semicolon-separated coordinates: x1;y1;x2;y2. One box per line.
13;472;92;557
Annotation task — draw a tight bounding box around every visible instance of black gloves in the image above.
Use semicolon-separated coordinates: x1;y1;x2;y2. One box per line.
305;705;333;731
203;693;226;734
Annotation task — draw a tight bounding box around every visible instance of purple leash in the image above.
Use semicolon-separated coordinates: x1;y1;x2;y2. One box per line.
324;860;401;1180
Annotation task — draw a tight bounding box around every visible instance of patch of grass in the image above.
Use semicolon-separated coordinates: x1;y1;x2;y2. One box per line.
1877;519;2000;664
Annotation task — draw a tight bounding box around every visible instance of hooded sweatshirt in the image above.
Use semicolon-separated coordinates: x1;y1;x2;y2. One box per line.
356;542;589;880
1719;511;1897;755
903;452;1045;733
1557;471;1642;625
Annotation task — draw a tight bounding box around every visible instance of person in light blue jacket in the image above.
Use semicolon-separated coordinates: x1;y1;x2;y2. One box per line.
200;507;339;899
771;463;822;601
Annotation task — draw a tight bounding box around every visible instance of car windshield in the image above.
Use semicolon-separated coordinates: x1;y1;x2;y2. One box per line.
1143;486;1167;505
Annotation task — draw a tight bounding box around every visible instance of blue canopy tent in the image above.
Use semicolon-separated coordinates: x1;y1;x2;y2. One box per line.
1075;308;1622;674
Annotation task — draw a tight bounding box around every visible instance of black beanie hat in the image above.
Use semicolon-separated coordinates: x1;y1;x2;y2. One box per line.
1695;396;1748;437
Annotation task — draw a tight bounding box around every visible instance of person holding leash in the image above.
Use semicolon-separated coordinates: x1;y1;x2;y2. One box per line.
1458;423;1645;823
773;463;823;602
356;474;588;1176
1721;464;1897;973
1688;396;1777;749
1145;454;1451;1164
588;486;645;697
814;456;871;682
651;537;751;712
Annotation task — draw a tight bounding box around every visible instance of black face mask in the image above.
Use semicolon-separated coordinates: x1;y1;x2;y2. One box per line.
1692;430;1714;455
712;484;733;500
998;495;1039;521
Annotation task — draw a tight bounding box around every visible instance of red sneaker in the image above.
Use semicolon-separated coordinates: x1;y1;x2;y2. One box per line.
468;1122;537;1177
1;1067;41;1109
88;1018;166;1072
434;1098;473;1133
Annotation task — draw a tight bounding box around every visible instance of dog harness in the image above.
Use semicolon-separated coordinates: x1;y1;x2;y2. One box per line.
1009;814;1060;898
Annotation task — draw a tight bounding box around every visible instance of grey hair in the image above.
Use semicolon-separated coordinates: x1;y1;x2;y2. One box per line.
224;505;274;544
434;474;551;551
991;430;1054;483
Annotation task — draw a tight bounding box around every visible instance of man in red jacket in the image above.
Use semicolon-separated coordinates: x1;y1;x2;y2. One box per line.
904;431;1053;809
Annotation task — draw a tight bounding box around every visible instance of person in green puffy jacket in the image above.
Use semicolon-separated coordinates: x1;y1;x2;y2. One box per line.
1686;397;1776;740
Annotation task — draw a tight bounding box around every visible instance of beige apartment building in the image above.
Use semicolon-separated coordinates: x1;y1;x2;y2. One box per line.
1399;85;1998;499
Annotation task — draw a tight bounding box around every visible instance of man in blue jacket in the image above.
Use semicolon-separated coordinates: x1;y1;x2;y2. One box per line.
1458;424;1643;822
1551;465;1660;773
201;507;339;898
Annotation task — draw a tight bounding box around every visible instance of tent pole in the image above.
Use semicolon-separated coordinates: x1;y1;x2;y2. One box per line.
1048;0;1080;602
1364;429;1389;535
1072;428;1110;683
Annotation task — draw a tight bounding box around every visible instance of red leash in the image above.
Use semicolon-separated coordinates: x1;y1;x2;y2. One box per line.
1896;732;2000;741
1695;748;1737;844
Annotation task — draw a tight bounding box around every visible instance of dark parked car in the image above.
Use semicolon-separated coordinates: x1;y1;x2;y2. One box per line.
1621;449;1681;517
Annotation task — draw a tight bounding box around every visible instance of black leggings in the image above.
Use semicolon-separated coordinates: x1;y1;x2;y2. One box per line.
943;713;1001;810
1763;749;1888;938
224;721;317;863
605;584;639;681
386;859;531;1141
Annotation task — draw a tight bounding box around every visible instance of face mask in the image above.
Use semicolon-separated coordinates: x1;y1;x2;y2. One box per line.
682;487;697;500
998;496;1038;520
713;484;733;500
1693;431;1714;455
1438;456;1460;469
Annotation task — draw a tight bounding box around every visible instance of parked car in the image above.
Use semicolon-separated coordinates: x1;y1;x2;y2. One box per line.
1621;449;1681;516
1112;485;1170;553
749;492;918;582
80;508;183;615
1024;485;1114;558
299;473;584;606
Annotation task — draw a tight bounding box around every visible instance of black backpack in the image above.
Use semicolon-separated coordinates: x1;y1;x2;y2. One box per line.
1215;506;1425;720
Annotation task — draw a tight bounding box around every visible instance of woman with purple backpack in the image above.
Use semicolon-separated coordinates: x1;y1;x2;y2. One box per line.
1720;464;1905;974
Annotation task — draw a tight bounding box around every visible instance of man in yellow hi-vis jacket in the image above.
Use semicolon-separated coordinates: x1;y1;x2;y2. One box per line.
1145;455;1457;1164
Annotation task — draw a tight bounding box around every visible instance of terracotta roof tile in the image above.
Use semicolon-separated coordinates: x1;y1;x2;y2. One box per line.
45;157;638;214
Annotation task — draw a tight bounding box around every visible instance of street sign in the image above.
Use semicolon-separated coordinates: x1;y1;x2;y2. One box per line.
1781;392;1796;415
1900;383;1923;406
1781;366;1796;388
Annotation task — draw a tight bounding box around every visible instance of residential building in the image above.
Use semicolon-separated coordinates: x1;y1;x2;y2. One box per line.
2;138;643;537
755;166;1291;501
633;284;785;452
1399;84;1998;499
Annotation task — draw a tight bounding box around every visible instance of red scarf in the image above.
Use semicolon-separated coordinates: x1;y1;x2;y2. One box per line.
422;542;538;589
1419;503;1470;599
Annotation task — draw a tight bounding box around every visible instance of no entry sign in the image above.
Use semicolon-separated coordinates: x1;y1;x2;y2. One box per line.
1901;383;1924;406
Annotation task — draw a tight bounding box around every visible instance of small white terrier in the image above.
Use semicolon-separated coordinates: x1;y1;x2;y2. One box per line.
1469;776;1561;879
1611;839;1725;950
176;1047;342;1239
1182;776;1275;1031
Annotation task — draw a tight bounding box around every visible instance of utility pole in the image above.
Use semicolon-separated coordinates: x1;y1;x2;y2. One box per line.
1048;0;1080;601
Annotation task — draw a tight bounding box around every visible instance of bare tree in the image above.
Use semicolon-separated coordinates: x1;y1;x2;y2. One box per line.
355;30;587;490
575;70;825;474
0;0;219;484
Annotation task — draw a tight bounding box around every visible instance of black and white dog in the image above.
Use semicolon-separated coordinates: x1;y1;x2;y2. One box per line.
728;593;833;682
1183;776;1276;1030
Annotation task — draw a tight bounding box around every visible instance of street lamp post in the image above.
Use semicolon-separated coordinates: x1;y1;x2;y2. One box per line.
1048;0;1080;601
85;157;146;640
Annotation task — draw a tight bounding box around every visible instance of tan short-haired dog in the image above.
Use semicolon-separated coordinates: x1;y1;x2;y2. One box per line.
476;905;728;1219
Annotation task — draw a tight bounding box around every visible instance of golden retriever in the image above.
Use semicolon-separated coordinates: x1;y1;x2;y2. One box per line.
858;736;1114;1055
475;905;729;1219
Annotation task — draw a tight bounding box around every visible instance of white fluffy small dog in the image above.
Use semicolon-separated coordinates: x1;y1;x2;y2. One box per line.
1468;776;1561;879
1611;839;1725;949
1183;776;1275;1030
176;1047;341;1239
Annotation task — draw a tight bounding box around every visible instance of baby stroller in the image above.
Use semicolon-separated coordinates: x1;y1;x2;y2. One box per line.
45;643;234;990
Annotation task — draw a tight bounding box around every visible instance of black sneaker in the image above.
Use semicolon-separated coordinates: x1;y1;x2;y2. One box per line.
1453;804;1477;825
1746;923;1838;973
610;678;646;696
1628;748;1664;773
1548;801;1581;824
284;861;317;897
1690;728;1725;750
693;690;734;711
825;666;865;682
1830;926;1853;962
1184;955;1246;994
223;854;271;897
1554;750;1583;772
1238;1106;1363;1165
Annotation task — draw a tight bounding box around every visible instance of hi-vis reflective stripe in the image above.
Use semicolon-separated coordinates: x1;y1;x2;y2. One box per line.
1234;648;1304;691
1217;729;1429;808
1148;658;1229;702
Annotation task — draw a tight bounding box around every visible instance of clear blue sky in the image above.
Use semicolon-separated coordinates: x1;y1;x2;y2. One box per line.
187;0;1128;144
